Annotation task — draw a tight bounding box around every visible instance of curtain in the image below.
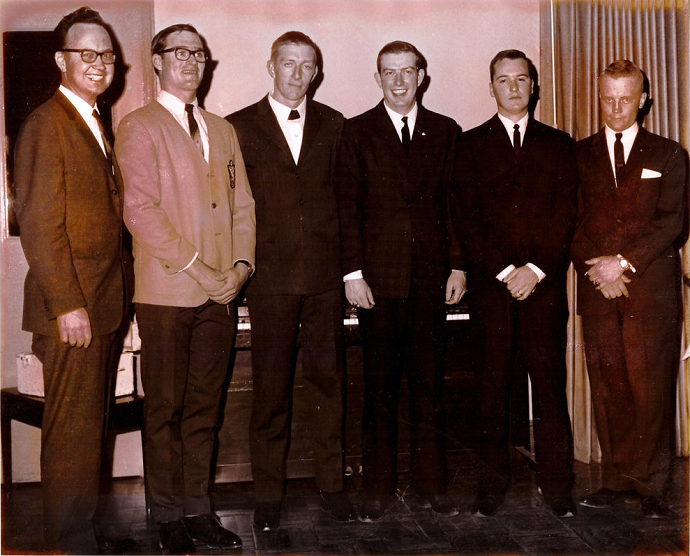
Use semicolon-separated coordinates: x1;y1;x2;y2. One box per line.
542;0;690;461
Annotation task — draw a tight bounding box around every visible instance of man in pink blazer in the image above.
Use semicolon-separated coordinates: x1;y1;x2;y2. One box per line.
115;24;255;552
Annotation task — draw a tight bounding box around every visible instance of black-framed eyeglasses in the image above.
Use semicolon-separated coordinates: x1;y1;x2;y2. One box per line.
62;49;116;64
159;47;207;62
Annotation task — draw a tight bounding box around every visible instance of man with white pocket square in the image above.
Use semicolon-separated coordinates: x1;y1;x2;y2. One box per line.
571;59;688;518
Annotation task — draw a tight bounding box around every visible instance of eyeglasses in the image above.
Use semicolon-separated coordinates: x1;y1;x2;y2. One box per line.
159;47;208;62
62;49;116;64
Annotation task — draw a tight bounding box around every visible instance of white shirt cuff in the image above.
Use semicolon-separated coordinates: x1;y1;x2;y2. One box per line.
343;270;363;281
526;263;546;282
496;264;515;281
177;252;199;274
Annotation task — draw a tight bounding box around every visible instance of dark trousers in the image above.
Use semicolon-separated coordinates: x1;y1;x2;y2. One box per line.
581;299;678;498
247;288;345;501
136;300;235;523
472;280;574;497
358;294;448;496
34;332;120;554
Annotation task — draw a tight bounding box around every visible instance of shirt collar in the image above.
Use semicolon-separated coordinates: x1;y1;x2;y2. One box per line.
497;112;529;136
59;85;98;122
157;89;198;116
604;122;638;142
268;93;307;121
382;101;418;133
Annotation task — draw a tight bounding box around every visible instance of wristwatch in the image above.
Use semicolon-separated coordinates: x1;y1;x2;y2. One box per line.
617;254;636;274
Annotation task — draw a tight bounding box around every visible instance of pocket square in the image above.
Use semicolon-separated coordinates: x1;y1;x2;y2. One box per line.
641;168;662;179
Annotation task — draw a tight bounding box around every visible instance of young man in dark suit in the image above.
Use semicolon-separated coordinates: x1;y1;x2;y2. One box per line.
450;49;578;518
571;60;687;518
226;31;354;530
13;7;134;553
336;41;465;522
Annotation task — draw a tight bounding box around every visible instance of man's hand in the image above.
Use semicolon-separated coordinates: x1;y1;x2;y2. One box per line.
597;274;631;300
345;278;375;309
186;258;246;304
214;263;251;305
503;265;539;301
445;270;467;305
585;255;624;287
57;307;92;348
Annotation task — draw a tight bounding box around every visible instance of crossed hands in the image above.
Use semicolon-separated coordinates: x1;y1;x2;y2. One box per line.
584;255;631;300
186;259;251;305
502;265;539;301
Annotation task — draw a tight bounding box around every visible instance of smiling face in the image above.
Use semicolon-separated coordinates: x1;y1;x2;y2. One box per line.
267;42;317;109
598;74;646;132
375;52;424;115
489;57;532;121
54;23;114;106
153;30;205;103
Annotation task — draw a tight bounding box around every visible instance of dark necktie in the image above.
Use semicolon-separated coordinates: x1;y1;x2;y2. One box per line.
401;116;411;151
92;109;113;174
288;109;300;121
614;132;625;184
513;123;521;155
185;103;204;156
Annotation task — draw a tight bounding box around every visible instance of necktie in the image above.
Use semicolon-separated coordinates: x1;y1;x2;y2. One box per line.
92;109;113;174
185;103;204;157
288;109;300;121
614;132;625;184
513;123;521;155
401;116;411;151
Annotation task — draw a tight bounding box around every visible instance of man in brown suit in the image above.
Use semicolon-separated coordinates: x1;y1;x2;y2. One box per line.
116;24;255;552
14;7;134;554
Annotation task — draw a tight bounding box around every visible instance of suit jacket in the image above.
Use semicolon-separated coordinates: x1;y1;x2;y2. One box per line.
226;96;343;296
571;127;687;316
451;114;578;288
115;101;256;308
336;101;461;299
14;91;126;337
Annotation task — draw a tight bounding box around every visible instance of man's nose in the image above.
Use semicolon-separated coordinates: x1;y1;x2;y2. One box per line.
394;72;404;86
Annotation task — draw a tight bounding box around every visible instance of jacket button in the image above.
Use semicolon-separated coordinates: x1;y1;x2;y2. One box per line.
302;226;308;232
111;189;118;195
212;202;217;209
616;218;622;224
299;199;305;205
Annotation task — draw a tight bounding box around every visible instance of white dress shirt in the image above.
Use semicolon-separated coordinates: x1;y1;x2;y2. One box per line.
604;122;638;186
268;93;306;164
59;85;108;157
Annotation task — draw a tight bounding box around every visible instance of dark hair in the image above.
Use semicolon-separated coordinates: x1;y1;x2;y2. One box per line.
53;6;109;50
489;49;538;83
151;23;201;56
270;31;318;61
598;59;644;91
376;41;427;74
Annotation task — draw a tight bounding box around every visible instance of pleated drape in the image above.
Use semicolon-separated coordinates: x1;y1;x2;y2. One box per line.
542;0;689;461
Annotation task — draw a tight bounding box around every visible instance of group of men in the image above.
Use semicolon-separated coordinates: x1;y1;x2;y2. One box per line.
13;6;686;555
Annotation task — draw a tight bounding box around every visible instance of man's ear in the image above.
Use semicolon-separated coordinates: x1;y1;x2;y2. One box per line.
638;92;648;109
489;82;495;98
374;71;382;90
55;51;66;73
416;68;425;86
310;65;319;83
267;59;275;79
152;53;163;72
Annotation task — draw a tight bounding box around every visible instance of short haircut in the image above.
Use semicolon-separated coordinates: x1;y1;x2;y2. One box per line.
270;31;318;61
376;41;427;74
151;23;200;55
489;49;538;83
54;6;109;50
598;59;644;91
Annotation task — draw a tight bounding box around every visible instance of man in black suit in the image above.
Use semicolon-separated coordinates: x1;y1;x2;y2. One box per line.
450;50;578;518
336;41;464;522
571;60;687;518
13;8;134;553
226;31;354;530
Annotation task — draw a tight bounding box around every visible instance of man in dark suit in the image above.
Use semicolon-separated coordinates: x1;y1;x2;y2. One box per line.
336;41;464;522
116;24;255;552
13;8;134;554
450;50;578;518
571;60;687;518
226;31;354;530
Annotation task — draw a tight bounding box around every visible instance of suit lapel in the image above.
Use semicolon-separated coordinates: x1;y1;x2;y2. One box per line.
622;127;650;186
298;99;322;166
256;96;296;165
589;129;617;190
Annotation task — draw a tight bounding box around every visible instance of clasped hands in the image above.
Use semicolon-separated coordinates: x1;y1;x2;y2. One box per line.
502;266;538;301
344;271;467;310
584;255;630;299
186;258;250;305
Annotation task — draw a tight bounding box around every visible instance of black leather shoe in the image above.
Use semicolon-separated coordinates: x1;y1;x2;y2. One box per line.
471;492;505;517
579;488;636;509
253;501;281;531
359;495;396;523
97;535;137;554
158;519;195;554
184;513;242;549
641;496;670;518
546;496;577;518
417;494;459;517
319;490;356;522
